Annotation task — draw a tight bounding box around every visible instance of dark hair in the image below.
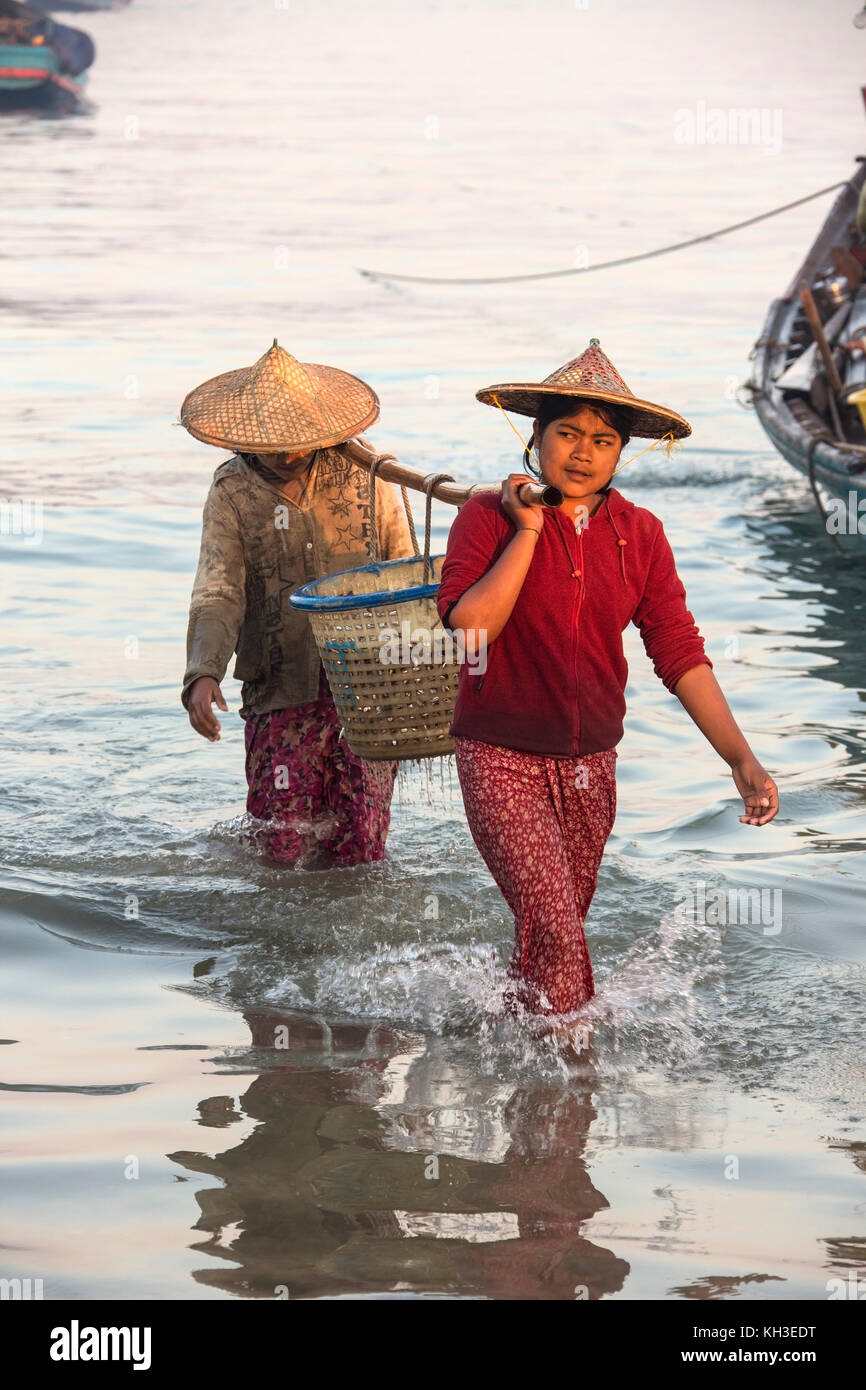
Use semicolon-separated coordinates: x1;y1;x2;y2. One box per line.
523;394;632;478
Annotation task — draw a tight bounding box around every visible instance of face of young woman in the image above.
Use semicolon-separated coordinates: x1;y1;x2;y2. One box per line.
534;407;622;503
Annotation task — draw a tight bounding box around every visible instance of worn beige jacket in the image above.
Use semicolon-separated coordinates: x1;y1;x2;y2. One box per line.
182;442;415;718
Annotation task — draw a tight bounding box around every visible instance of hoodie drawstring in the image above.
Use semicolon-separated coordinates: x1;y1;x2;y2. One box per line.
554;493;628;587
604;495;628;585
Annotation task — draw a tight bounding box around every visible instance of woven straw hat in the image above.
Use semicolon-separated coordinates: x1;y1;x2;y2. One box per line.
180;340;380;453
476;338;691;440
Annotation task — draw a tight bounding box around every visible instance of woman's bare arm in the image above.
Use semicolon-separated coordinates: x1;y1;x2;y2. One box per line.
448;474;544;641
672;664;779;826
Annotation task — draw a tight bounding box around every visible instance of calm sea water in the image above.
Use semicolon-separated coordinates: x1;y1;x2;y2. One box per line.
1;0;865;1301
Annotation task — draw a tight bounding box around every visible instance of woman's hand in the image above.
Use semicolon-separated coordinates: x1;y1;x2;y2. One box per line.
188;676;228;741
732;757;779;826
447;478;544;641
500;473;545;532
671;667;779;826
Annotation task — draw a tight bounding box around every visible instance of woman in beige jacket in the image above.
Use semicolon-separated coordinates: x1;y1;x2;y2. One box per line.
180;341;414;866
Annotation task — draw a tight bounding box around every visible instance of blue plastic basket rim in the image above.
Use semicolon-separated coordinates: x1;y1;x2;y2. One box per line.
289;554;445;611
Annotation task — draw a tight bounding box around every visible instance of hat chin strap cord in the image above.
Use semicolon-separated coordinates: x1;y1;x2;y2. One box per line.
612;432;679;474
490;392;679;478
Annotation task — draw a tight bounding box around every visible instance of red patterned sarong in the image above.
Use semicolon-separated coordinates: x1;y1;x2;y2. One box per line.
454;736;617;1018
244;668;397;866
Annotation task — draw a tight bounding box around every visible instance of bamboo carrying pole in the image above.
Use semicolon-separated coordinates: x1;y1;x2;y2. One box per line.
341;438;563;509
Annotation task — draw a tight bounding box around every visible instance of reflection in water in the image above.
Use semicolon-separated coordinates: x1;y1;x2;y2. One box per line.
169;1011;629;1300
745;490;866;703
669;1274;786;1300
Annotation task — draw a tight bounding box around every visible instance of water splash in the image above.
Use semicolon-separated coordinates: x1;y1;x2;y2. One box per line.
211;810;341;868
585;908;729;1082
200;900;731;1091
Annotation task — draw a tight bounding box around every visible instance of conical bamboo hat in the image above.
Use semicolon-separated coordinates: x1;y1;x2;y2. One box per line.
476;339;691;440
180;340;380;452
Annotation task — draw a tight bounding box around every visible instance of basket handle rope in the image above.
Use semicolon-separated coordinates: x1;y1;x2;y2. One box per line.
368;455;454;580
422;472;456;585
401;484;419;555
367;453;421;562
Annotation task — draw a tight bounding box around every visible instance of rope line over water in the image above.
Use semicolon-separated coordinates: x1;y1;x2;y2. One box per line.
359;180;849;286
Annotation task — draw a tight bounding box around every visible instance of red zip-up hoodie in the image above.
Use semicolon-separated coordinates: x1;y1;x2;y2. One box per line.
435;485;712;757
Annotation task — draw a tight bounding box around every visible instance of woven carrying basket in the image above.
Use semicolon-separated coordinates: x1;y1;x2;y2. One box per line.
289;463;461;761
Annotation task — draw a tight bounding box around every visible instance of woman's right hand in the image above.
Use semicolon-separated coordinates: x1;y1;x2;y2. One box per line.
188;676;228;741
447;477;544;641
500;473;545;533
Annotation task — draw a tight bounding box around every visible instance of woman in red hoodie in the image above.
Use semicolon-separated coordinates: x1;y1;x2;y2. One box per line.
436;340;779;1038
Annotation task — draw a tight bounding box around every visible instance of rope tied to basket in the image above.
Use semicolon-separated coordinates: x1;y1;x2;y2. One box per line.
367;452;420;561
422;472;455;583
367;453;453;579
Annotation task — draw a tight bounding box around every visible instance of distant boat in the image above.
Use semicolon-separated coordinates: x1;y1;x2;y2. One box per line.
0;3;95;111
0;36;87;106
748;111;866;526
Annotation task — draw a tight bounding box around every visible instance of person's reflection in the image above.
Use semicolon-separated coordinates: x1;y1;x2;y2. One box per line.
167;1009;629;1299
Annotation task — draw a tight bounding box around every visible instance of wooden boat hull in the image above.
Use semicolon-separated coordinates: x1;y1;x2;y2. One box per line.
749;164;866;511
0;43;88;110
0;41;60;89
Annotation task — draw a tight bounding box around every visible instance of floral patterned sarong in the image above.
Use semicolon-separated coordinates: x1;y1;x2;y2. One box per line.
244;667;397;866
454;736;617;1018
